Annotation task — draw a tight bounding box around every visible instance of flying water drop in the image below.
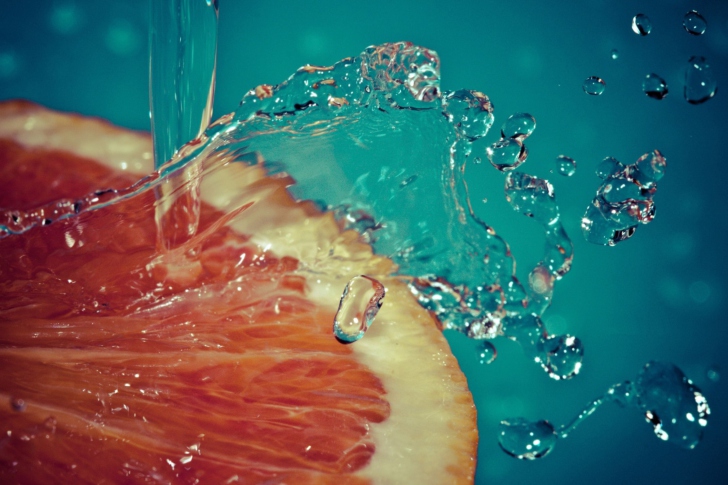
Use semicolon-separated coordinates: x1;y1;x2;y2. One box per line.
555;155;576;176
683;10;707;36
582;150;665;246
442;89;494;140
610;49;619;60
684;56;717;105
643;73;668;100
487;138;528;172
632;14;652;36
501;113;536;141
499;362;710;459
595;157;623;179
333;275;386;343
583;76;606;96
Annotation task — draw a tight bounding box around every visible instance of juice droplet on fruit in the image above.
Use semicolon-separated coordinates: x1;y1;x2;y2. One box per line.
582;150;665;246
499;362;710;459
683;11;707;36
555;155;576;176
10;397;26;412
632;14;652;36
684;56;717;105
583;76;606;96
643;73;668;100
333;276;386;343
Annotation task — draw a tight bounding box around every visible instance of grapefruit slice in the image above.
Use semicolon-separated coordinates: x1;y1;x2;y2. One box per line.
0;101;477;484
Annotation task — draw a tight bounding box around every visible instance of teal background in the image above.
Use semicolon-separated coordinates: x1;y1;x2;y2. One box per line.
1;1;726;483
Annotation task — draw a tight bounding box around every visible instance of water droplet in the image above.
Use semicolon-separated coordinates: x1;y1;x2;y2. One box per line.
595;157;624;179
442;89;494;140
504;172;558;225
582;150;665;246
498;418;557;460
478;341;497;364
632;14;652;36
501;113;536;141
706;366;720;383
684;56;717;105
683;10;707;36
583;76;606;96
555;155;576;177
643;73;668;100
333;275;386;343
486;138;528;172
611;49;619;60
634;361;710;449
538;334;584;380
10;397;26;412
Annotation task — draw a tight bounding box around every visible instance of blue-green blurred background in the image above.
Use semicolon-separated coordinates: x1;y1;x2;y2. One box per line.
1;1;726;483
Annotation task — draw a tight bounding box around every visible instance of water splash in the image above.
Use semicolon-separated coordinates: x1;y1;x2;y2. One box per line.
582;150;666;246
333;275;386;343
499;362;710;459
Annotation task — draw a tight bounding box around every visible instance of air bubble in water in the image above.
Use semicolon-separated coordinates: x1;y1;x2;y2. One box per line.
501;113;536;141
684;56;717;105
478;341;497;364
487;138;527;172
643;73;668;100
442;89;494;140
583;76;606;96
683;11;707;36
333;275;386;343
595;157;624;179
611;49;619;60
632;14;652;36
498;418;557;460
634;361;710;449
555;155;576;176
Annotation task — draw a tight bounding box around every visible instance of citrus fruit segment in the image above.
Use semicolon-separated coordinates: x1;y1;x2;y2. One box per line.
0;101;477;484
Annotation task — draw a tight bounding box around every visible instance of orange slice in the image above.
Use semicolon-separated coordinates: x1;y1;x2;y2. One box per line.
0;101;477;484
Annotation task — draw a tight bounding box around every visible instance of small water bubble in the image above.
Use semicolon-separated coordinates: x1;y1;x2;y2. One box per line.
684;56;717;105
10;397;26;412
611;49;619;60
478;341;497;364
632;14;652;36
555;155;576;177
683;11;707;36
643;73;668;100
487;138;527;172
333;275;386;343
583;76;606;96
706;366;720;383
498;418;557;460
595;157;623;179
501;113;536;141
442;89;495;140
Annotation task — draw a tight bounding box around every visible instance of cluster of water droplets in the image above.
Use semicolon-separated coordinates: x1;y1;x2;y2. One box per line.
499;361;711;459
582;150;666;246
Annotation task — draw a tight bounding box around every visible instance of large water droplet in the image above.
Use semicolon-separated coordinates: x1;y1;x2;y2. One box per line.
333;275;386;343
595;157;624;179
583;76;606;96
487;138;528;171
632;14;652;36
443;89;494;140
683;10;707;36
643;73;668;100
538;334;584;380
501;113;536;141
684;56;717;105
498;418;557;460
634;361;710;449
555;155;576;176
505;172;558;225
478;341;497;364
